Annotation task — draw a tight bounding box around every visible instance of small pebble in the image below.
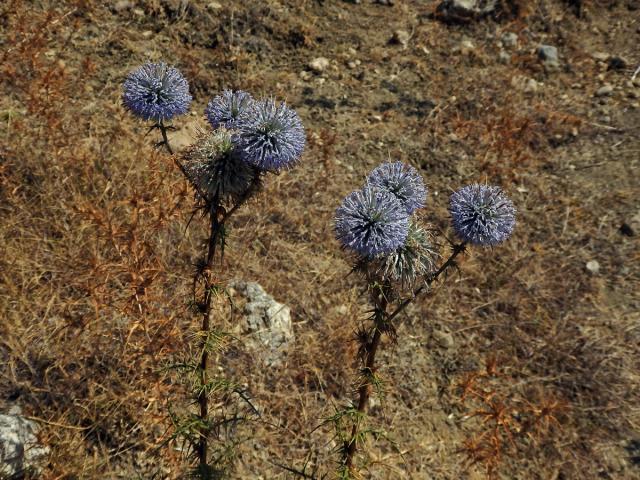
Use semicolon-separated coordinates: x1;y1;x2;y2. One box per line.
595;84;614;97
433;330;454;349
114;0;132;11
308;57;329;74
501;32;518;49
538;44;560;70
499;50;511;64
586;260;600;274
391;30;411;48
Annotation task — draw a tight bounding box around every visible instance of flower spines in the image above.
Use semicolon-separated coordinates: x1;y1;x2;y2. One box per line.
374;221;439;288
181;129;255;204
335;186;410;258
122;62;192;122
205;90;254;130
234;99;306;171
449;184;516;246
367;162;427;214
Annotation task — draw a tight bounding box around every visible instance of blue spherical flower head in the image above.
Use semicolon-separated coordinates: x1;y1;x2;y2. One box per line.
122;62;192;122
205;90;254;130
235;99;305;171
335;186;410;258
367;162;427;214
449;184;516;246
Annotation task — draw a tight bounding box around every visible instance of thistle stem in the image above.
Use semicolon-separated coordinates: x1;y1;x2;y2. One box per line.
196;196;222;469
343;286;389;473
158;119;173;155
193;174;260;469
342;242;466;474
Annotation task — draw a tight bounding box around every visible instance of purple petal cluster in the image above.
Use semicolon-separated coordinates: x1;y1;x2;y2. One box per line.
122;62;192;122
234;99;306;171
367;162;427;214
335;186;409;258
205;90;254;130
449;184;516;246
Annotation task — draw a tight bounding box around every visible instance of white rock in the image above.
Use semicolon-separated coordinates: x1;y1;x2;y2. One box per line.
308;57;330;74
0;409;49;477
586;260;600;274
436;0;498;20
206;1;222;10
229;280;294;366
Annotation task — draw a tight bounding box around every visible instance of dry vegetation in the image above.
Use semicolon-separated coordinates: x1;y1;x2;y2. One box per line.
1;0;639;478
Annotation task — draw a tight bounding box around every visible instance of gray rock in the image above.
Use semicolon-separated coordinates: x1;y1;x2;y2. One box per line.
0;408;49;478
436;0;498;22
501;32;518;48
229;281;293;366
595;84;614;97
538;45;560;70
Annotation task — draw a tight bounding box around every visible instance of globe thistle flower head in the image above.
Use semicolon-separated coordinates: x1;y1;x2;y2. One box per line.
205;90;254;130
122;62;192;122
373;221;439;289
367;162;427;214
181;129;255;204
335;186;410;258
235;98;306;171
449;184;516;246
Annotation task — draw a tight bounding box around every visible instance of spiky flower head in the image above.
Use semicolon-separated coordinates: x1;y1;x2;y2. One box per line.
335;186;409;258
181;129;255;204
234;98;306;171
367;162;427;214
122;62;192;122
372;221;439;288
205;90;254;130
449;184;516;246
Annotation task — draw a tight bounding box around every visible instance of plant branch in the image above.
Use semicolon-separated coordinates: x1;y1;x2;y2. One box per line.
157;119;174;155
385;241;467;325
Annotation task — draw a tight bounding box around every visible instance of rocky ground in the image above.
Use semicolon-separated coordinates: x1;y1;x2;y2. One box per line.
1;0;639;478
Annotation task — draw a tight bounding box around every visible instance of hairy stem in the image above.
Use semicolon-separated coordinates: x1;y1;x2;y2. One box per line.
158;119;173;155
196;197;221;468
342;242;466;474
194;174;260;469
343;285;390;473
